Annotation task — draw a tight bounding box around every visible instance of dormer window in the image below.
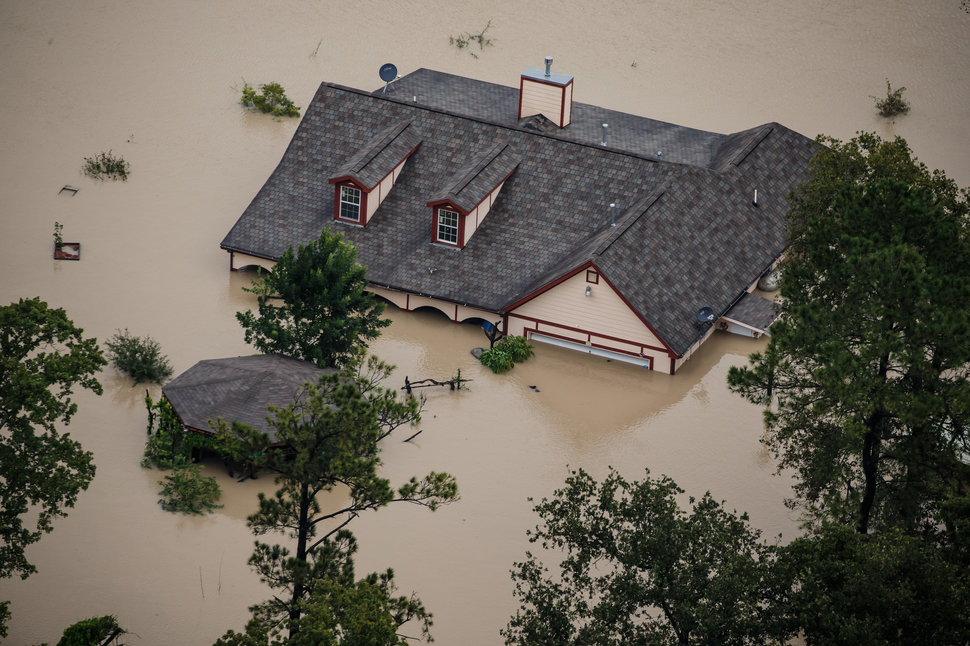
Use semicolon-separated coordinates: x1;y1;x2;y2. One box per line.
435;208;460;245
332;181;367;225
426;142;520;250
328;122;422;228
339;185;362;222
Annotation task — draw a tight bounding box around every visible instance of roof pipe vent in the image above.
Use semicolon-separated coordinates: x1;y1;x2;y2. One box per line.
753;189;759;206
544;56;553;77
602;123;608;146
610;202;617;227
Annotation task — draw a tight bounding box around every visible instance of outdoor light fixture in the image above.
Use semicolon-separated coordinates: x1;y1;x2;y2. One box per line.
585;285;592;296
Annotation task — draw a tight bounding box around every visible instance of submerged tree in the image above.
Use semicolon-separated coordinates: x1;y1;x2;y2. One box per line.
214;356;458;644
503;468;789;646
236;229;389;369
776;524;970;645
0;297;106;637
729;133;970;535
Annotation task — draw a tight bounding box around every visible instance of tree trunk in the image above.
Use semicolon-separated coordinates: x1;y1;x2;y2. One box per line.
859;426;880;534
288;482;311;637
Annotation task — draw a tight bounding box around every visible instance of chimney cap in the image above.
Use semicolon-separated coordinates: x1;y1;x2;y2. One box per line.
521;67;573;86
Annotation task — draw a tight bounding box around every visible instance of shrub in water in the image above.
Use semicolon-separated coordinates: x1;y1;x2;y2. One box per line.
105;328;173;384
158;462;222;514
479;335;534;373
240;82;300;117
872;79;910;118
497;335;534;363
82;150;130;181
479;347;514;374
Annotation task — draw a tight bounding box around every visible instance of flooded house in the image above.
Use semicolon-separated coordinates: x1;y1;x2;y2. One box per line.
221;61;816;374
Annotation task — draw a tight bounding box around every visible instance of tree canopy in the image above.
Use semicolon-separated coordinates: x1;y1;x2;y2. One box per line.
775;524;970;645
0;297;106;637
728;133;970;535
236;229;389;368
503;468;789;646
214;356;458;644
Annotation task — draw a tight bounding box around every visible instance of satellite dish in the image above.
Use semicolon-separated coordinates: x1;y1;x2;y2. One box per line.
379;63;398;94
379;63;398;83
696;306;715;324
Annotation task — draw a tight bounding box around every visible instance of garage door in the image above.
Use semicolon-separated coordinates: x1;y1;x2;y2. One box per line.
529;332;651;369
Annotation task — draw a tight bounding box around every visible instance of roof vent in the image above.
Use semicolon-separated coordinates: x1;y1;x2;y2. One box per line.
544;56;553;77
602;123;608;146
609;202;616;227
753;189;759;206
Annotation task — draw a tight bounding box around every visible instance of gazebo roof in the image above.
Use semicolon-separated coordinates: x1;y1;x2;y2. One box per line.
162;354;332;441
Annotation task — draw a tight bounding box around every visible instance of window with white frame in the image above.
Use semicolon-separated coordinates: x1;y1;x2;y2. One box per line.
437;208;459;245
339;186;362;222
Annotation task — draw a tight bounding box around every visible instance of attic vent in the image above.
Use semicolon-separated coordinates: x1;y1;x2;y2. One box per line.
518;59;574;128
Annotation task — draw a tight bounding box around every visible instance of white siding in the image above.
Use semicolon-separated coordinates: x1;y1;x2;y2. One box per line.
562;83;572;126
508;270;672;371
368;287;494;322
519;79;566;126
367;157;409;221
368;285;409;310
230;251;276;272
463;179;506;243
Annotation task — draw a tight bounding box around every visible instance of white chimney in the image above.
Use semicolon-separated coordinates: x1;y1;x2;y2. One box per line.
518;58;574;128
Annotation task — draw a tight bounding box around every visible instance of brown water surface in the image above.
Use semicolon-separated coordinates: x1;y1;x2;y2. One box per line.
1;1;967;644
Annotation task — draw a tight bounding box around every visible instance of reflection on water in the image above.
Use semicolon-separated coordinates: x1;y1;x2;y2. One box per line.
1;1;967;644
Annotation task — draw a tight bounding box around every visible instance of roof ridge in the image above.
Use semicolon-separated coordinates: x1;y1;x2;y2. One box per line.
728;124;775;167
591;183;670;258
322;80;673;168
451;141;511;196
349;121;413;174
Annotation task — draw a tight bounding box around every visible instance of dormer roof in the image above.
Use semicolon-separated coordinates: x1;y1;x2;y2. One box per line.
426;142;520;213
329;121;422;190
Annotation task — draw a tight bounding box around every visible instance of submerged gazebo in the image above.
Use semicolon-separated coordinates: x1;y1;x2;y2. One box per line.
162;354;332;443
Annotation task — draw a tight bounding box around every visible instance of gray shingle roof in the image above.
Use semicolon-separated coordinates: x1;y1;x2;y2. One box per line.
384;69;728;167
162;354;331;441
221;69;817;357
427;141;520;212
723;292;778;331
331;121;422;189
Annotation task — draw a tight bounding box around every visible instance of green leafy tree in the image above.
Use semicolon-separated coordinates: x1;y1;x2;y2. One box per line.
0;298;105;637
0;298;106;637
142;394;220;469
776;524;970;645
158;462;223;514
236;229;390;368
105;328;173;384
503;468;789;646
241;82;301;118
55;614;126;646
214;532;433;646
214;356;458;643
728;134;970;536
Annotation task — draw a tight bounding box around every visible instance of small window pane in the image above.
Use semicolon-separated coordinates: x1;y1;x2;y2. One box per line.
437;209;459;244
340;186;361;222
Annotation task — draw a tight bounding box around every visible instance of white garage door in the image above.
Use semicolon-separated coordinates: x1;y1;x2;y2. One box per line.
529;332;651;369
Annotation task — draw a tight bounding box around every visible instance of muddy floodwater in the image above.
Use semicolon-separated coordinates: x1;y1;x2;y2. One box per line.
1;1;967;644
